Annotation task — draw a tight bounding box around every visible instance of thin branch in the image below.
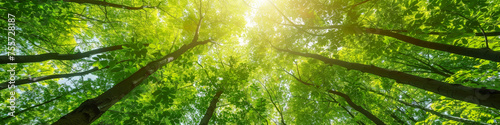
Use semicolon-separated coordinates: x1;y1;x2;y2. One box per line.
284;69;386;124
258;80;286;125
266;0;324;36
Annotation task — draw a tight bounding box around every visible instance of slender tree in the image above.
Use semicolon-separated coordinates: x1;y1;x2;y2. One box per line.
368;89;490;125
53;39;211;124
275;47;500;109
326;94;366;125
53;4;209;123
364;28;500;62
259;80;286;125
199;90;224;125
284;70;386;125
270;4;500;62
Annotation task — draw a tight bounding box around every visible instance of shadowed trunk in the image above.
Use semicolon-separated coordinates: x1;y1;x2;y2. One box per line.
199;90;224;125
364;28;500;62
285;71;386;125
368;89;489;125
295;25;500;36
52;40;211;125
390;113;406;125
326;94;366;125
285;24;500;61
275;47;500;109
0;44;146;64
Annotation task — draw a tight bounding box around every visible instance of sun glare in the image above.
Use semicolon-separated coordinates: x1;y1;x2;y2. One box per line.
244;0;267;28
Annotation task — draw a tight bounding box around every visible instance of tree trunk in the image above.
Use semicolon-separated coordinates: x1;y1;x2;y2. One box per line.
52;40;210;125
292;24;500;61
368;89;490;125
390;113;406;125
326;90;386;125
286;71;386;125
0;44;145;64
327;94;366;125
276;47;500;109
62;0;153;10
364;28;500;62
199;90;224;125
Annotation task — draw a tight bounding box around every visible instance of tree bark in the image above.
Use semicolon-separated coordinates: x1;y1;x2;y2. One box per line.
390;113;406;125
285;71;386;125
327;90;386;125
199;90;224;125
62;0;154;10
52;40;211;125
327;94;366;125
364;28;500;62
368;89;490;125
299;25;500;36
287;24;500;61
0;44;146;64
276;47;500;109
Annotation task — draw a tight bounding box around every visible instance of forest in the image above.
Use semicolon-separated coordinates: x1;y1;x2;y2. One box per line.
1;0;500;124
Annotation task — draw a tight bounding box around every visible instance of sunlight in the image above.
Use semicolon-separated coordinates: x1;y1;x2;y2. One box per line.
244;0;267;28
253;0;267;7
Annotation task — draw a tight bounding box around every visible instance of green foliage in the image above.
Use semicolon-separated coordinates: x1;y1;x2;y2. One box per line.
1;0;500;124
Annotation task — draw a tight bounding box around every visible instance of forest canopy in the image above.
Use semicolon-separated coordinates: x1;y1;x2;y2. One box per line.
1;0;500;124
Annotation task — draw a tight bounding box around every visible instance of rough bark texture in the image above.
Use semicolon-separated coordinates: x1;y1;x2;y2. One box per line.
62;0;153;10
369;89;490;125
286;72;385;125
199;90;224;125
52;40;210;125
276;47;500;109
364;28;500;62
0;44;145;64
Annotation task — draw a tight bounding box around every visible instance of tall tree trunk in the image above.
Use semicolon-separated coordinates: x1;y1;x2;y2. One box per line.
297;25;500;36
364;28;500;62
287;24;500;61
52;40;211;125
390;113;406;125
62;0;153;10
275;47;500;109
0;44;145;64
326;90;386;125
199;90;224;125
285;71;386;125
326;94;366;125
368;89;490;125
